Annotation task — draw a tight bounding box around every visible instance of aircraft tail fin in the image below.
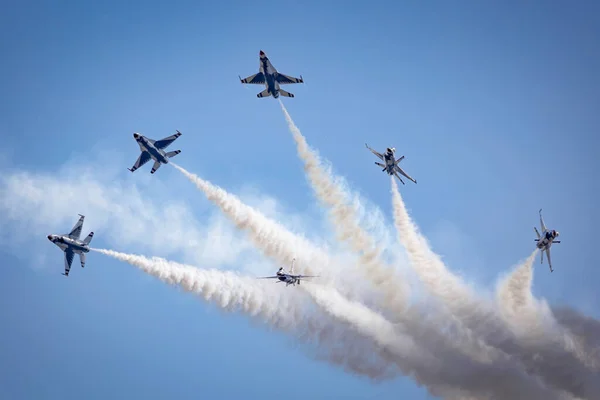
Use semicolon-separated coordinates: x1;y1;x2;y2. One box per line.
290;258;296;275
151;161;161;174
257;89;271;98
83;232;94;245
278;89;295;98
394;172;405;185
541;250;544;264
166;150;181;158
79;253;86;268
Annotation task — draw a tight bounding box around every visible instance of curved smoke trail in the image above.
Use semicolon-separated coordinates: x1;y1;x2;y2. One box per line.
93;248;398;381
391;179;600;398
170;163;337;285
278;100;409;315
276;105;573;397
96;247;561;399
497;251;540;322
170;164;565;399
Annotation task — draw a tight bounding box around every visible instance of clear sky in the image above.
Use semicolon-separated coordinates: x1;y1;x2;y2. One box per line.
1;1;598;399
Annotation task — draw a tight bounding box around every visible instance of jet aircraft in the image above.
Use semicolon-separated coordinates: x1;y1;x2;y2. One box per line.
365;143;417;184
128;131;182;174
47;214;94;277
534;208;560;272
258;259;318;286
239;50;304;99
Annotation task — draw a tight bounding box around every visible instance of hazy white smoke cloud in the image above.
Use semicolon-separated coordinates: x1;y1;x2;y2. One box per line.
94;249;399;381
391;178;600;398
3;130;599;399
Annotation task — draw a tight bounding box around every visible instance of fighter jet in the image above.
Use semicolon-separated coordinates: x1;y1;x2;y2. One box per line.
239;50;304;99
365;143;417;185
534;208;561;272
128;131;182;174
258;259;318;287
47;214;94;277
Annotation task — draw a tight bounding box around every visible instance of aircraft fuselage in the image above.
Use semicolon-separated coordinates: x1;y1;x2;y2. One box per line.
259;55;280;98
47;235;89;254
136;135;168;164
276;272;299;285
536;230;558;250
383;149;397;174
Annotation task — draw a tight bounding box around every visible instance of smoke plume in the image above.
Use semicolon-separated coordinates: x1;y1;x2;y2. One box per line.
391;178;600;398
278;100;409;315
93;248;399;380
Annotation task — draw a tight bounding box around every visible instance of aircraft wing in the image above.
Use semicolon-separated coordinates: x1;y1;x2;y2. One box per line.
240;72;265;84
68;214;85;239
395;165;417;184
257;276;280;279
129;151;152;172
365;143;384;160
154;131;182;150
546;248;553;272
276;73;303;84
64;248;75;276
539;209;547;232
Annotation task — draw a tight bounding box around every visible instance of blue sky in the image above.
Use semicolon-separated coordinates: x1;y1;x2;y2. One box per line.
1;1;598;399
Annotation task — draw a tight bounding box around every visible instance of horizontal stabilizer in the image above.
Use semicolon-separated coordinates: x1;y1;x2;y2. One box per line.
83;232;94;245
80;253;86;268
534;227;541;239
278;89;294;98
151;161;162;174
166;150;181;158
257;88;271;98
553;240;561;243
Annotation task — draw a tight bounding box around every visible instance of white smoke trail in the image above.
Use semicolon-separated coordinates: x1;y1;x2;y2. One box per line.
170;164;566;399
497;251;540;323
496;253;595;362
278;100;409;314
93;248;398;381
391;179;600;398
96;248;560;399
170;163;337;284
305;282;569;400
275;107;566;396
389;178;475;311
